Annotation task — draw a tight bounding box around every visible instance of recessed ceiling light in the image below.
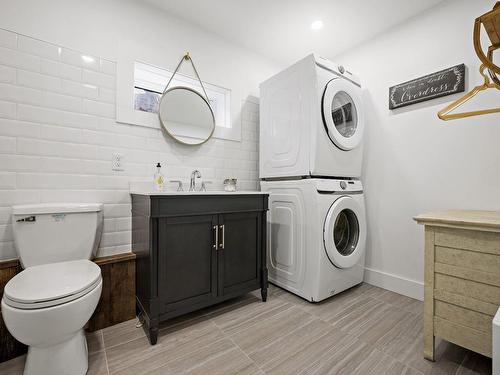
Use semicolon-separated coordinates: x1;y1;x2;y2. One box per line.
311;20;323;31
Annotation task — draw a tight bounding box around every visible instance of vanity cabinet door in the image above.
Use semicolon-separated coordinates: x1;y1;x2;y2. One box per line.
158;215;218;312
217;212;262;296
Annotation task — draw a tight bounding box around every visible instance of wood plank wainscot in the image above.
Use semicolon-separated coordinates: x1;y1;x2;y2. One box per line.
0;253;136;363
415;210;500;361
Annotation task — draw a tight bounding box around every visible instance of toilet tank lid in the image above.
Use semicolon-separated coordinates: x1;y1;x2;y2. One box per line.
12;203;103;215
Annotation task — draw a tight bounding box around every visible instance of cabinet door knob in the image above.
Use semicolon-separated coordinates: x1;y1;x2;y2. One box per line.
219;224;225;249
213;225;218;250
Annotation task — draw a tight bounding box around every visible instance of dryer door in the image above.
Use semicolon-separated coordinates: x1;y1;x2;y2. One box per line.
323;196;366;269
322;78;364;151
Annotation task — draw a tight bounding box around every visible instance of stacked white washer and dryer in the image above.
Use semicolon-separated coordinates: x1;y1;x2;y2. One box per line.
259;54;367;302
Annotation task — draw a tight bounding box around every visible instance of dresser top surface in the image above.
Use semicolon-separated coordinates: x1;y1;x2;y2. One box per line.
414;210;500;230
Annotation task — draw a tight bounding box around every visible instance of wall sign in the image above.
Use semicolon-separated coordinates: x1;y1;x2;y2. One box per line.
389;64;466;109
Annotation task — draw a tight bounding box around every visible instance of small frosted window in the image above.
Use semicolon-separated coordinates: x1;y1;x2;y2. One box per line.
134;88;160;113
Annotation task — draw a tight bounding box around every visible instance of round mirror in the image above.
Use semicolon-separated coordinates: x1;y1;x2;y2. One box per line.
158;86;215;145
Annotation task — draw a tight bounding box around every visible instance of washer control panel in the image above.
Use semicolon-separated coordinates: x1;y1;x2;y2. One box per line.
315;179;363;193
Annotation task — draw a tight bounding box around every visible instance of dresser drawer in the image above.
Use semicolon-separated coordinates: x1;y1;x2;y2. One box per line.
434;227;500;255
435;273;500;305
434;289;499;316
434;316;492;357
435;246;500;274
435;262;500;287
435;300;492;332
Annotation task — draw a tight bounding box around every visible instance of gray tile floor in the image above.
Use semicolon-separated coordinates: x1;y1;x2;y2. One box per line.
0;283;492;374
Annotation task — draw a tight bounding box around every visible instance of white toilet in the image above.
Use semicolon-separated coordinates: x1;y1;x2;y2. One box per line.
1;203;104;375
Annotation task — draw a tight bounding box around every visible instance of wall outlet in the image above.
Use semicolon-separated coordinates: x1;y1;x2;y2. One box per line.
112;153;124;171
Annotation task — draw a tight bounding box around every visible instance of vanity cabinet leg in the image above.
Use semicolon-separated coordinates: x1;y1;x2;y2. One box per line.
261;267;268;302
261;287;268;302
143;312;159;345
148;324;159;345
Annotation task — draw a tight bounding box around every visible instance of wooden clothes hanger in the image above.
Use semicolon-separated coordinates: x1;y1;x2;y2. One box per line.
473;2;500;76
438;64;500;120
487;45;500;86
438;2;500;120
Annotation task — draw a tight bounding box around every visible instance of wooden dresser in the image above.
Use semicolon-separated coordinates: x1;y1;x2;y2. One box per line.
415;210;500;360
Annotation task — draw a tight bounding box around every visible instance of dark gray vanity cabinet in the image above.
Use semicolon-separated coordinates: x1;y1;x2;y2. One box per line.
217;212;263;296
158;214;218;313
131;193;268;345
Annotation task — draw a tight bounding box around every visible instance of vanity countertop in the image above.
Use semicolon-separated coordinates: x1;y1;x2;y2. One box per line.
130;190;268;196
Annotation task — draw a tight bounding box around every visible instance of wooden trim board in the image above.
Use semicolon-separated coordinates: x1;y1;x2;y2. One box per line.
0;259;20;270
87;254;136;332
94;252;136;266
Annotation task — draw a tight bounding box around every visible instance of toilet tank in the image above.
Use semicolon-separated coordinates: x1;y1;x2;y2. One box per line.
12;203;103;268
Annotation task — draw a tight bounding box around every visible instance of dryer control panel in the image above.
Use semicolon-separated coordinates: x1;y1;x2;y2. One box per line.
314;54;360;87
314;179;363;193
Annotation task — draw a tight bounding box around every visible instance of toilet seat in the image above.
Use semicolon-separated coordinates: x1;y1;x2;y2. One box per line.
3;260;101;310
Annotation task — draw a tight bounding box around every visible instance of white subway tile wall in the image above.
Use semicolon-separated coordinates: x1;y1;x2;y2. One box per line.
0;29;260;260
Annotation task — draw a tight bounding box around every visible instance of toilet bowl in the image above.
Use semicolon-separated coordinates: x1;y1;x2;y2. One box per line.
2;260;102;375
2;203;103;375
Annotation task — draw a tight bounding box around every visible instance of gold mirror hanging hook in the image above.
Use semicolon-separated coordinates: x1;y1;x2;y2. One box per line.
162;52;211;104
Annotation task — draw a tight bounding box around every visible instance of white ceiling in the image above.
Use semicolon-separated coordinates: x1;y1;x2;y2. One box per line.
141;0;446;65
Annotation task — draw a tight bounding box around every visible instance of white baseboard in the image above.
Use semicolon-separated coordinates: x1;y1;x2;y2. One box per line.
364;267;424;301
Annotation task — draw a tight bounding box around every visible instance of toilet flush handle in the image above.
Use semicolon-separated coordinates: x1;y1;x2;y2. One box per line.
16;216;36;222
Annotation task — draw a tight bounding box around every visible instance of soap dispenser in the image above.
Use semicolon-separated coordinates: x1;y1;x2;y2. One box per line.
154;163;165;191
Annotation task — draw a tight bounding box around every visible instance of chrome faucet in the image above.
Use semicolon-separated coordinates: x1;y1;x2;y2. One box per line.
189;170;202;191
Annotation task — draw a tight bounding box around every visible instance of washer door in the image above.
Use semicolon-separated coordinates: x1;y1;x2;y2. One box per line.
323;196;366;269
322;78;364;151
